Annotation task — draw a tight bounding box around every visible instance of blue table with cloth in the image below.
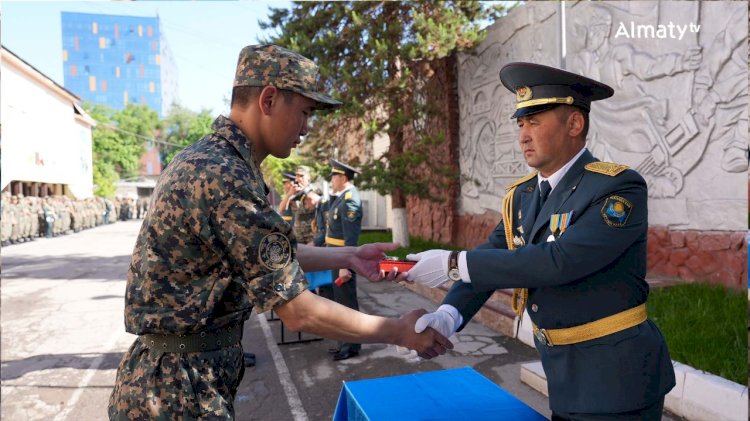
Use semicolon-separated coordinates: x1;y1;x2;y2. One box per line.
333;367;547;421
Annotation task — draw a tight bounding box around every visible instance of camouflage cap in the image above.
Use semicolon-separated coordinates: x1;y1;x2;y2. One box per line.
234;44;342;110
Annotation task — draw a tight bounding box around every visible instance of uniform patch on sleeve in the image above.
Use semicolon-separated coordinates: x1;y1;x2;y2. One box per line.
258;233;291;270
346;210;357;221
601;195;632;227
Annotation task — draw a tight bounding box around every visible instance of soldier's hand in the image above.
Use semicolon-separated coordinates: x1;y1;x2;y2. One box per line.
350;242;400;281
396;309;453;359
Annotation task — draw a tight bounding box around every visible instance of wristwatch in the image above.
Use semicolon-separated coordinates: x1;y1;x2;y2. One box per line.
447;251;461;281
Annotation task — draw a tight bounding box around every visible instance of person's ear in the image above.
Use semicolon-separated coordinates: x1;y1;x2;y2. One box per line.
258;86;278;116
568;111;584;138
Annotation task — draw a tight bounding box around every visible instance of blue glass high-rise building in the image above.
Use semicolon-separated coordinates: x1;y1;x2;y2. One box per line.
61;12;178;117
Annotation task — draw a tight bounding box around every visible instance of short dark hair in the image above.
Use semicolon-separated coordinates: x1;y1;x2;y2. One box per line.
555;105;589;140
231;86;297;109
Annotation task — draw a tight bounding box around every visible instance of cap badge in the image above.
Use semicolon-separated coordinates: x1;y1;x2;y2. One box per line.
516;86;532;102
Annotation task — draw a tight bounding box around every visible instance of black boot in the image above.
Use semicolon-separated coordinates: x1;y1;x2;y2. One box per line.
243;352;256;367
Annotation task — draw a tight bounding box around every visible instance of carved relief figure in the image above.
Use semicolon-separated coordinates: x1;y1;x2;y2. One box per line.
569;5;705;198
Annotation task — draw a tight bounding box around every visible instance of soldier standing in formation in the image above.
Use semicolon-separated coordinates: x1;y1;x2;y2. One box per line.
324;159;364;361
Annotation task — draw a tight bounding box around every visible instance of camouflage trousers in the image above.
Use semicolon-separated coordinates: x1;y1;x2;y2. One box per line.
108;338;245;420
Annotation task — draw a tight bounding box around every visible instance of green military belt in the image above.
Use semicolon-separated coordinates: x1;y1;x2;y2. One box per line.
140;323;243;353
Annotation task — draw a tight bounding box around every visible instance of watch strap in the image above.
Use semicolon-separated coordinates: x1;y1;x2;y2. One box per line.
449;250;460;271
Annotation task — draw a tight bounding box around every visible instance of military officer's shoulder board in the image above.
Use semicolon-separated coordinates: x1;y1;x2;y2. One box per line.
505;172;538;191
345;191;352;200
585;162;629;177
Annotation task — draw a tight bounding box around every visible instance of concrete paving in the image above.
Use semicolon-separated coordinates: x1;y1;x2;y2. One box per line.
1;220;684;420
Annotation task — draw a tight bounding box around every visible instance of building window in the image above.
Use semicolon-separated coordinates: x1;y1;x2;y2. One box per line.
114;24;119;40
149;82;155;93
138;25;143;37
139;64;145;78
74;36;79;51
63;50;68;62
123;90;129;105
147;25;153;37
151;41;157;51
141;96;146;105
101;80;107;92
116;66;120;78
89;76;97;92
70;64;77;76
92;22;98;34
99;37;107;48
125;52;135;64
155;54;161;65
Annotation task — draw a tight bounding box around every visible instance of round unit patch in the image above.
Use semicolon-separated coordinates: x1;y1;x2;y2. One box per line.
601;195;633;228
258;233;291;270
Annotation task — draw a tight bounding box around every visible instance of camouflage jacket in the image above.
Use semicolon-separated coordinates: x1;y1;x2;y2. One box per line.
124;115;308;335
291;200;316;244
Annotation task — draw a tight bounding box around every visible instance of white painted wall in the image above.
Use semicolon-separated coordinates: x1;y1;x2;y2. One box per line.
1;50;94;197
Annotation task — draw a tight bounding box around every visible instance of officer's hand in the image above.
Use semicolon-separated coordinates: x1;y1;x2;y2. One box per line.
350;242;400;281
396;309;453;359
414;304;463;339
405;250;451;288
338;269;352;283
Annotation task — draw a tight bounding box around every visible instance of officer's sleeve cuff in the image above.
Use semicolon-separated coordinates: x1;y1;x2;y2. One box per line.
458;251;471;283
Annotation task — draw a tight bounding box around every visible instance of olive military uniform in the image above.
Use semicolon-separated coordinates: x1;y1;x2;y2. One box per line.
108;116;308;420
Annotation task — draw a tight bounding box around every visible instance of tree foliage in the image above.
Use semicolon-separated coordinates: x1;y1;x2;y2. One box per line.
86;102;216;197
161;104;215;165
260;1;503;205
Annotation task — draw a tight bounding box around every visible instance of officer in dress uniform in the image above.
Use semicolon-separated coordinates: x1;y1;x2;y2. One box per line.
325;159;364;361
280;172;296;224
406;62;675;420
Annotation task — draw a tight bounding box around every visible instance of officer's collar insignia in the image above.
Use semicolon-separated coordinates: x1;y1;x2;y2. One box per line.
516;86;532;102
525;186;534;193
518;210;523;220
258;233;291;270
601;195;632;227
549;211;573;237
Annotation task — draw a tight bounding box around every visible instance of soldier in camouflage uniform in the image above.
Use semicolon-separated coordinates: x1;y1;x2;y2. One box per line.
1;192;11;246
279;172;296;224
108;44;451;421
289;166;317;244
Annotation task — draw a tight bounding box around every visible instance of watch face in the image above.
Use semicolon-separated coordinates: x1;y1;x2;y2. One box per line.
448;269;461;281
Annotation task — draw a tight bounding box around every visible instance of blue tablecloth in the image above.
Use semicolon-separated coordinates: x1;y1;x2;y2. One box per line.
305;270;333;290
332;367;547;421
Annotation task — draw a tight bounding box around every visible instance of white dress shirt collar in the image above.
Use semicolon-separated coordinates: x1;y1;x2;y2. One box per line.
537;147;587;192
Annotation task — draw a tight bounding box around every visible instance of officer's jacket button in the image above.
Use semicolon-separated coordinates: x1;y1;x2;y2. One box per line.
531;304;538;312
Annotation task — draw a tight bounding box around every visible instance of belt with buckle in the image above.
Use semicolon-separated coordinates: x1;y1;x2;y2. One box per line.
532;303;647;347
140;323;243;353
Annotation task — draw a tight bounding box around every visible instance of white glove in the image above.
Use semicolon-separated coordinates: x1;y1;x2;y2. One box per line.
414;304;463;339
405;250;451;288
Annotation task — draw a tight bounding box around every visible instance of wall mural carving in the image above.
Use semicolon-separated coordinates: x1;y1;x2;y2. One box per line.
457;1;748;230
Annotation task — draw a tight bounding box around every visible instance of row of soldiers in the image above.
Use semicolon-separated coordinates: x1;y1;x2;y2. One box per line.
0;193;149;247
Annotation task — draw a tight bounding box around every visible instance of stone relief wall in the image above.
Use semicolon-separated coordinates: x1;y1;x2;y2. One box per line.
457;1;748;231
